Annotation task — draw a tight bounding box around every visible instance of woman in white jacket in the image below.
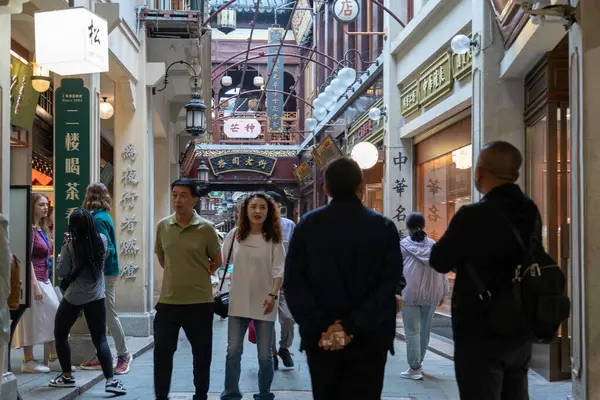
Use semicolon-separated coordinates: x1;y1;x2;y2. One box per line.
400;212;449;381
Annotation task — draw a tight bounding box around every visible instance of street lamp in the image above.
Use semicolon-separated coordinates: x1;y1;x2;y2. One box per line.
196;161;211;197
185;91;207;135
153;60;207;136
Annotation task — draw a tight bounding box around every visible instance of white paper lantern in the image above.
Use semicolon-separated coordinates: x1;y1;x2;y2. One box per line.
254;76;264;87
351;142;379;170
35;8;109;75
338;67;357;86
314;108;327;121
221;75;232;87
305;117;318;131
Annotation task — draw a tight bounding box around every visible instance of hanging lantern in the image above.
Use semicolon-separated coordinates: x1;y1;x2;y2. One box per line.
217;7;237;35
99;97;114;120
31;62;51;93
221;75;232;87
253;76;264;87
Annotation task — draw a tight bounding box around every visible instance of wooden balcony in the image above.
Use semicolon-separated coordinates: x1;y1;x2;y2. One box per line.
213;111;300;145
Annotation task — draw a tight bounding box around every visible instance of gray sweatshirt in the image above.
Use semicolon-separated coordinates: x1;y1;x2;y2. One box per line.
57;234;107;306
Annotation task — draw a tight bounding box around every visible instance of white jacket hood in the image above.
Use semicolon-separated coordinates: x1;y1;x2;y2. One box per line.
400;236;435;264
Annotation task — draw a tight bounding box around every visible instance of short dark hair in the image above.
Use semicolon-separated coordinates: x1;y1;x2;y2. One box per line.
170;178;201;197
324;156;363;199
265;191;283;205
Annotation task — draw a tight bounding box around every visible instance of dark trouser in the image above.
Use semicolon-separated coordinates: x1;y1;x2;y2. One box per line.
154;302;214;400
454;340;532;400
305;339;388;400
54;298;113;379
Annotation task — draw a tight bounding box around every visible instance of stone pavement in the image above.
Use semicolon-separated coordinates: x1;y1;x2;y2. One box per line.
75;318;572;400
10;336;154;400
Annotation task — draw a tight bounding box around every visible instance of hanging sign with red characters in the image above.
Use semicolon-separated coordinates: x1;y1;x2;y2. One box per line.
332;0;360;24
223;118;262;139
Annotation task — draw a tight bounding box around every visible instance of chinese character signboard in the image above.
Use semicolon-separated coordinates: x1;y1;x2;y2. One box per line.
35;8;109;75
292;0;313;45
452;45;473;81
223;118;261;139
10;55;41;130
418;53;453;108
208;153;278;176
332;0;360;23
267;27;285;133
312;135;343;170
293;161;313;184
400;79;420;117
54;78;90;251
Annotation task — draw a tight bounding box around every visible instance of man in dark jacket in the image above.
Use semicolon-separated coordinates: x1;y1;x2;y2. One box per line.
284;156;405;400
430;141;539;400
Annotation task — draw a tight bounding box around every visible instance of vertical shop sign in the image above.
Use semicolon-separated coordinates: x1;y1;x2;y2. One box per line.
54;78;90;251
267;27;285;133
119;142;139;279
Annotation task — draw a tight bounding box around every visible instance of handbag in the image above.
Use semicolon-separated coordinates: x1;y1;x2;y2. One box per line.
214;237;235;318
59;245;85;293
8;255;21;309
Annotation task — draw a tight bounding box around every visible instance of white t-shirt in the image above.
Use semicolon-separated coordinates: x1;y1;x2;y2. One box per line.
222;229;285;322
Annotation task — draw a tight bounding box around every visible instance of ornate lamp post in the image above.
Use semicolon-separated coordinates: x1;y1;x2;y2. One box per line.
153;60;207;136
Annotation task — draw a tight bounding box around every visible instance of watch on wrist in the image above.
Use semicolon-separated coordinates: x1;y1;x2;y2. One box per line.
268;292;278;300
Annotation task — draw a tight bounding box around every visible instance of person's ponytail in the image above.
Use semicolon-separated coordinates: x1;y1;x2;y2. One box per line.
410;227;426;242
405;212;427;242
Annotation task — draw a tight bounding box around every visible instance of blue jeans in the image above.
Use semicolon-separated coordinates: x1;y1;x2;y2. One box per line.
401;304;437;370
222;317;275;400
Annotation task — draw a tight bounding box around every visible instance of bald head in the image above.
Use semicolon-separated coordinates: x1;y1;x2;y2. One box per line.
475;141;522;194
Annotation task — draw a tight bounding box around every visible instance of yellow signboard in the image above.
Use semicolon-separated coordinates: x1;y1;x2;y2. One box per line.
312;135;343;171
418;52;453;108
400;80;420;117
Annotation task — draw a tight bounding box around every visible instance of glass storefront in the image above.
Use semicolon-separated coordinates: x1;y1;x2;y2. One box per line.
415;116;471;315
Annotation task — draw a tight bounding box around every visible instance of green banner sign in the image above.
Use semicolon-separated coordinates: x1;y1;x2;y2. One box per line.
10;55;40;130
54;78;91;251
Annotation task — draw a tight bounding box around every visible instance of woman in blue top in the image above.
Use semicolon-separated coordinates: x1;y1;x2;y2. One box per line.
81;183;132;374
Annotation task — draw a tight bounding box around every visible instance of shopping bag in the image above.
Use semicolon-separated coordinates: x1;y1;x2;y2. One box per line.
248;320;257;344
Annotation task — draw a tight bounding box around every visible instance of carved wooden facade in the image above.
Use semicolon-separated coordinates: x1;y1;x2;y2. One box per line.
488;0;529;49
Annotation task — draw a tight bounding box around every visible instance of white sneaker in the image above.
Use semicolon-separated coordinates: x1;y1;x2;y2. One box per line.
21;360;50;373
400;367;423;380
47;359;76;372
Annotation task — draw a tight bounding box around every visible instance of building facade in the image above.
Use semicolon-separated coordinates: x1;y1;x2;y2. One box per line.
384;0;600;397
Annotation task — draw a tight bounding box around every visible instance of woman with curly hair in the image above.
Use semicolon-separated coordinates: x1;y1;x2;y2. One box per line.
220;192;285;400
80;183;132;374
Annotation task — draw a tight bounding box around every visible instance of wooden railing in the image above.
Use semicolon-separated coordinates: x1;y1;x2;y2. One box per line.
214;111;300;145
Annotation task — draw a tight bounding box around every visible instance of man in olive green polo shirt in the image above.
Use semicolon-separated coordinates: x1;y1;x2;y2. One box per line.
154;178;222;400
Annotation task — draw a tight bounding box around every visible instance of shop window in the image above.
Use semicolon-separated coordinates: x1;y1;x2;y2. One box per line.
415;117;472;316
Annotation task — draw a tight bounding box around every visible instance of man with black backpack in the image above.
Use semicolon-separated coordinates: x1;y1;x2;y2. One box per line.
430;141;569;400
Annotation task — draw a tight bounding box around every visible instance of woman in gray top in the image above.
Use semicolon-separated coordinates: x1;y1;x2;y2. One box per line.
48;209;126;396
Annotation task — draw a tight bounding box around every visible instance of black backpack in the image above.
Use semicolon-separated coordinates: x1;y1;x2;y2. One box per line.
466;215;571;343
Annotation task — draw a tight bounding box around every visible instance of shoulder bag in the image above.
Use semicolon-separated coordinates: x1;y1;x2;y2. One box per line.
214;237;235;318
8;255;21;309
59;246;85;293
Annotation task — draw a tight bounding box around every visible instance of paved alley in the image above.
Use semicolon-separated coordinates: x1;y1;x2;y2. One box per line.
74;319;572;400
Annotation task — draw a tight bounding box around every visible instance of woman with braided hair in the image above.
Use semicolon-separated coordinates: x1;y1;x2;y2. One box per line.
48;209;126;396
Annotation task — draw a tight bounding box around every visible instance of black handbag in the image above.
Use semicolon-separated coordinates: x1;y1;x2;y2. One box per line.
59;245;84;292
214;238;235;318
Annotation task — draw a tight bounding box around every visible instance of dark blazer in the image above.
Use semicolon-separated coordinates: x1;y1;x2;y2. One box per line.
430;183;541;348
283;196;405;353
